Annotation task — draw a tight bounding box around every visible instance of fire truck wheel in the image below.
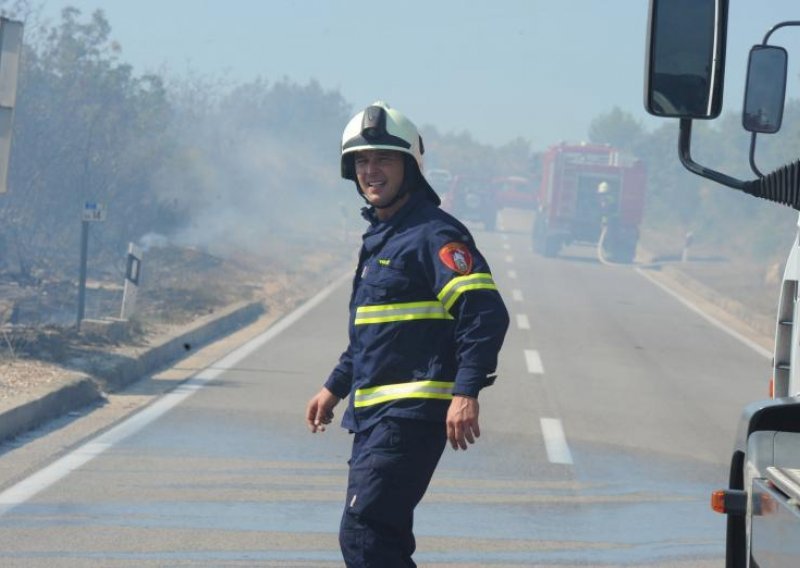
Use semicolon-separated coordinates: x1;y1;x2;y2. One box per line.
543;236;560;257
611;241;637;263
531;214;547;253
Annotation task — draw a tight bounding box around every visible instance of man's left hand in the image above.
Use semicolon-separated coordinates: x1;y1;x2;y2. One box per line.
446;395;480;450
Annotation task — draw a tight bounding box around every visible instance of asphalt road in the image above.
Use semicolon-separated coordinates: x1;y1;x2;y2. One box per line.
0;210;770;567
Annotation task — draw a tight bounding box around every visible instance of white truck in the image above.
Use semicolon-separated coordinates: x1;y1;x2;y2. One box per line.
644;1;800;566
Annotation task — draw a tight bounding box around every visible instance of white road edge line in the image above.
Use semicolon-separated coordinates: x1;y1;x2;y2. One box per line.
0;272;352;517
508;270;518;279
541;418;574;465
512;289;523;302
524;349;544;374
635;267;771;359
516;314;530;330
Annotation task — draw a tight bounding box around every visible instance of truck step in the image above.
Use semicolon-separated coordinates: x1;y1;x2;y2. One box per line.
766;467;800;504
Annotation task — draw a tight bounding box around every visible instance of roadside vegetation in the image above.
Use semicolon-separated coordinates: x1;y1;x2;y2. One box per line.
0;1;794;359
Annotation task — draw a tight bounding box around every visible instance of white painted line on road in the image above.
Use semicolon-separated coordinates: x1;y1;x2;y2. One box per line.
524;349;544;374
516;314;530;330
0;272;353;517
508;270;518;279
635;268;771;359
505;255;514;263
503;243;511;250
512;289;523;302
541;418;574;465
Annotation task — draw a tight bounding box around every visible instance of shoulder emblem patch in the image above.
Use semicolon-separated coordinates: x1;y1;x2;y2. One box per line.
438;242;473;275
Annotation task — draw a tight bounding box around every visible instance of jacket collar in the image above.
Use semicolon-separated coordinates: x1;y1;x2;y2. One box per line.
361;191;430;253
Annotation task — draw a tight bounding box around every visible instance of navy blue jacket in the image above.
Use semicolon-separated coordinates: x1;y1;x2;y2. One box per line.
324;190;509;433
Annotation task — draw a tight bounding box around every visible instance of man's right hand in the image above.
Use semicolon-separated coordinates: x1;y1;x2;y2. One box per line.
305;387;340;433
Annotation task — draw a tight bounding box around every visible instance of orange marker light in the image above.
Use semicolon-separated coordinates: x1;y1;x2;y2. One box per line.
711;490;727;514
711;489;748;516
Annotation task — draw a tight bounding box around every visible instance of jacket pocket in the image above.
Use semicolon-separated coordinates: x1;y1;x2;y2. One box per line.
361;265;411;301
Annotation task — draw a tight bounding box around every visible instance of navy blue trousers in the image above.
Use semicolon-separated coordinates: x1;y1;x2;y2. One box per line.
339;417;447;568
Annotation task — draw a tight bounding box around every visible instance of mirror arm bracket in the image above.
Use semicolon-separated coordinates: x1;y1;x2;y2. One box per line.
680;119;800;210
749;132;764;178
678;118;747;190
763;21;800;45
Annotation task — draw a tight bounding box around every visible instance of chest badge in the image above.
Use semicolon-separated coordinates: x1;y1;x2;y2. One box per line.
438;242;474;275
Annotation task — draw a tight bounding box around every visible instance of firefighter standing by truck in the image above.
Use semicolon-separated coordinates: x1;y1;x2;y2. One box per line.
305;101;509;567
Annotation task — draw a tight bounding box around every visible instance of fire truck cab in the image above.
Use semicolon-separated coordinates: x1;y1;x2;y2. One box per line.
532;143;646;263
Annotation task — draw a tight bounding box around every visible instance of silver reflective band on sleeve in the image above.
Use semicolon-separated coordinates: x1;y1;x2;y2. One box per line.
354;301;454;325
437;272;498;311
354;380;455;407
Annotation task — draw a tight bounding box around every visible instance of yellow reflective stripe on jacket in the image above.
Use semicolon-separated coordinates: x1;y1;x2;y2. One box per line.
354;301;454;325
437;272;498;311
354;380;455;407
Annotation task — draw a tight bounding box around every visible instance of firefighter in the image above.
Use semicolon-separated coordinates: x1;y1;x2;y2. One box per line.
597;180;616;225
305;101;509;567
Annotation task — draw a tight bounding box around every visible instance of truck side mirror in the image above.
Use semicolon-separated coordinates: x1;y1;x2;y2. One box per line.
644;0;728;119
743;45;788;134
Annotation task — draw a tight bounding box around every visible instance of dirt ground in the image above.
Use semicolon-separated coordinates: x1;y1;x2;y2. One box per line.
0;239;354;406
638;227;781;337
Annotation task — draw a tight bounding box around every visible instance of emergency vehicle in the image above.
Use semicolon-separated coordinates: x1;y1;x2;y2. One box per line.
440;174;499;231
645;1;800;565
531;142;646;262
491;175;537;210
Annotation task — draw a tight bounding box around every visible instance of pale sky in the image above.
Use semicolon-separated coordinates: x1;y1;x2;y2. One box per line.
34;0;800;150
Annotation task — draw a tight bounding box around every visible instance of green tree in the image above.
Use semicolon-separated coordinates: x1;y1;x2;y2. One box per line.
0;7;176;278
588;107;645;152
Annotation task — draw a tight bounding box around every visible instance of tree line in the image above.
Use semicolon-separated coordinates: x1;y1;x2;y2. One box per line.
0;2;796;288
0;4;354;284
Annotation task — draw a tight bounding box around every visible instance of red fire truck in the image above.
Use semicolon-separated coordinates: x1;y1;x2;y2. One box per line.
531;143;646;262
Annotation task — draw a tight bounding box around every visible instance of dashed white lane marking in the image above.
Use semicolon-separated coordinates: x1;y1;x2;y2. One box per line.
524;349;544;374
516;314;530;330
505;255;514;263
512;289;523;302
508;270;518;279
635;268;771;359
0;272;353;517
503;243;511;250
541;418;574;465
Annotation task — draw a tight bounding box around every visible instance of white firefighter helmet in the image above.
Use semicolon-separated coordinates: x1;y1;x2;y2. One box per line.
340;101;424;180
340;101;440;205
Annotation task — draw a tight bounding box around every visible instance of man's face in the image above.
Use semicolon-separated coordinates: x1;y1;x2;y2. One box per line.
354;150;405;209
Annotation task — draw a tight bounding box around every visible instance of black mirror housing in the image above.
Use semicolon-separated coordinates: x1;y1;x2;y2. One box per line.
743;45;788;134
644;0;728;119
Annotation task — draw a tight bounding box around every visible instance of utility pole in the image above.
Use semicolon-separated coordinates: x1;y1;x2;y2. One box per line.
76;202;105;331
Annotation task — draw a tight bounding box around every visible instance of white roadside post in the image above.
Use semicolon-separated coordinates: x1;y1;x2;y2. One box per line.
0;18;24;194
119;243;142;320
